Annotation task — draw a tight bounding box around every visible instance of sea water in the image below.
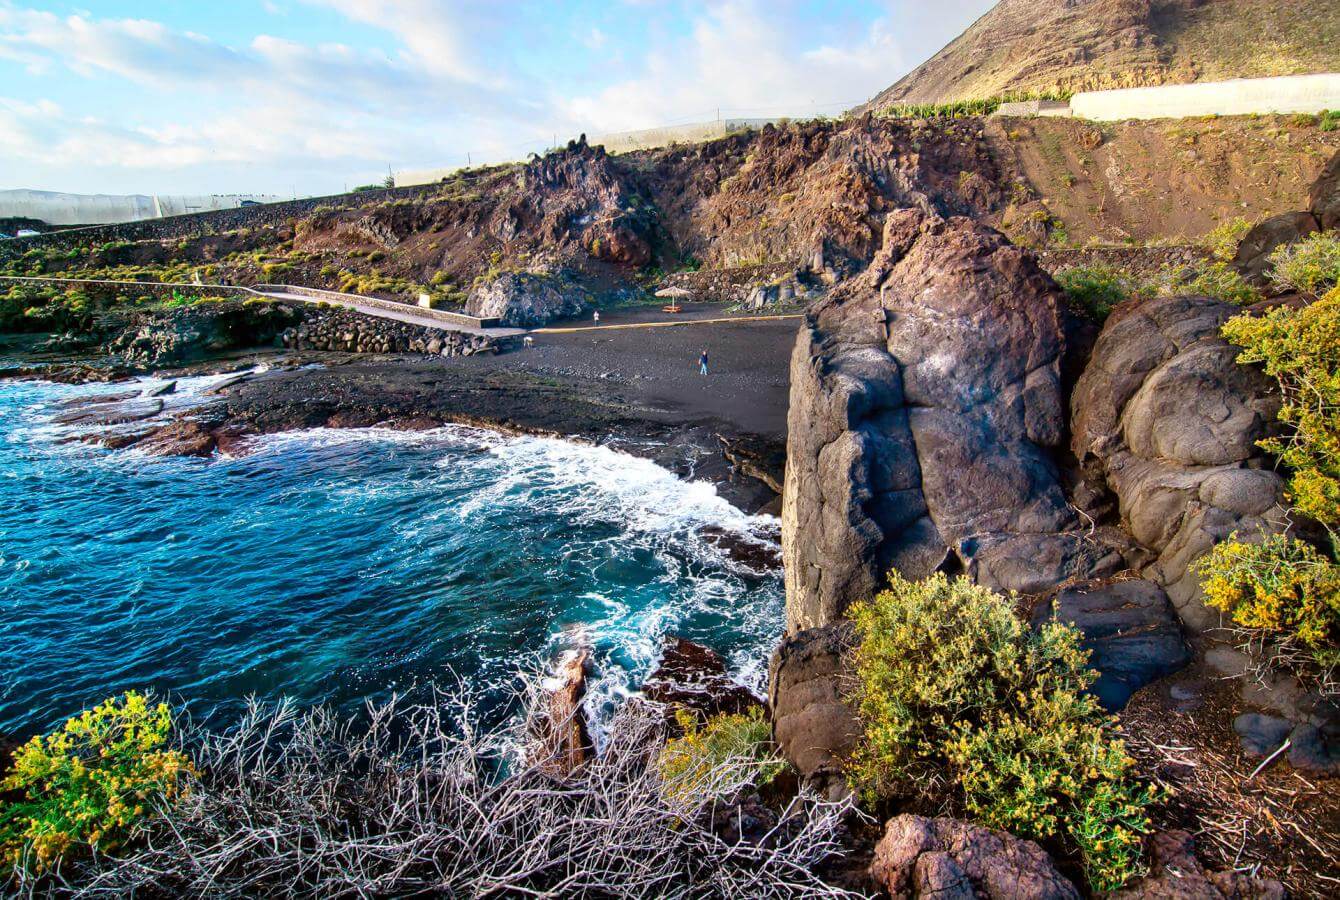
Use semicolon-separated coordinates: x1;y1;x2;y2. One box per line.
0;372;783;739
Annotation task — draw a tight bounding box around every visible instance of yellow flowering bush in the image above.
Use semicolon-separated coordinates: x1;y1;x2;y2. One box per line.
1222;286;1340;532
0;692;193;874
656;707;785;804
848;573;1159;892
1197;534;1340;670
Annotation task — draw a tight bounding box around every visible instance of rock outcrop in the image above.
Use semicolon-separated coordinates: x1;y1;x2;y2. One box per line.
1232;211;1320;289
767;622;859;800
1307;147;1340;231
282;308;507;356
1032;578;1190;711
869;815;1080;900
1070;294;1287;633
529;648;593;776
465;271;593;327
782;209;1120;632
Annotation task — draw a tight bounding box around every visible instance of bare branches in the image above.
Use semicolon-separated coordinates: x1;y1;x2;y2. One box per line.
22;687;860;899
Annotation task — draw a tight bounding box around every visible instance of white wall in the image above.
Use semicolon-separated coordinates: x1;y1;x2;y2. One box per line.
1069;73;1340;122
0;190;286;226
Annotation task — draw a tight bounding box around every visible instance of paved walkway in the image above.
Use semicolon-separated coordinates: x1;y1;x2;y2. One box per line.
252;288;526;337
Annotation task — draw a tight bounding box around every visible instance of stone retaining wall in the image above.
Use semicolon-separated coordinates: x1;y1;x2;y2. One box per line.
281;308;512;357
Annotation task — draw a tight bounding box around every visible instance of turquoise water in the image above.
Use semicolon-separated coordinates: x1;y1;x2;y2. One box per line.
0;373;783;739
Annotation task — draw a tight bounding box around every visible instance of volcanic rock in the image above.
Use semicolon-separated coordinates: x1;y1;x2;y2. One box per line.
1033;578;1190;711
767;622;859;800
869;815;1079;900
781;209;1107;632
1069;294;1287;633
1111;830;1284;899
1308;147;1340;231
642;636;762;719
1232;211;1320;289
530;648;593;776
465;271;593;327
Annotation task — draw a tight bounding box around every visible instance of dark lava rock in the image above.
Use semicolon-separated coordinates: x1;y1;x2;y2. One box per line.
1232;211;1320;289
1111;830;1284;899
698;525;782;570
1287;721;1340;777
767;622;859;800
54;398;164;426
133;419;219;457
1308;147;1340;231
1033;579;1190;711
1070;294;1287;634
642;636;762;718
465;270;593;327
782;209;1103;632
869;815;1079;900
1233;713;1293;758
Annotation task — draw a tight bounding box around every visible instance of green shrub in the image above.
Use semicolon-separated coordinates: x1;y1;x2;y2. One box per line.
1320;110;1340;132
1268;231;1340;296
656;707;785;803
1222;287;1340;532
1055;263;1130;320
1;692;192;873
848;572;1158;892
1204;217;1253;262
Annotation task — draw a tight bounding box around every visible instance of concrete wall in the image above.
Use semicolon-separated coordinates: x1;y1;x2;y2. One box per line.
590;119;779;154
0;190;286;226
1069;73;1340;121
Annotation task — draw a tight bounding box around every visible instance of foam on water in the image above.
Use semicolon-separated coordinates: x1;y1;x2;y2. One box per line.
0;379;783;738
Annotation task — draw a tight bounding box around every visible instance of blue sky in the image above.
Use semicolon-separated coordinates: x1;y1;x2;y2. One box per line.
0;1;996;196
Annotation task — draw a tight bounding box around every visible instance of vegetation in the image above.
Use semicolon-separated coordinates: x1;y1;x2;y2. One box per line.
876;90;1071;120
1055;263;1131;321
1204;216;1253;262
0;692;192;874
1202;286;1340;690
1267;230;1340;297
6;693;850;897
657;707;785;803
847;572;1158;892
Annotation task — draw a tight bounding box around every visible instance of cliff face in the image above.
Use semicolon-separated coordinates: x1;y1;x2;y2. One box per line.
781;209;1127;632
859;0;1340;110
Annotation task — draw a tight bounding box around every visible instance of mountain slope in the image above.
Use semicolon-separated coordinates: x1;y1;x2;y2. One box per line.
860;0;1340;111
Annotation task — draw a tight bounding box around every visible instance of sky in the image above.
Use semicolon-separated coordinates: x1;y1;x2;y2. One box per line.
0;0;996;197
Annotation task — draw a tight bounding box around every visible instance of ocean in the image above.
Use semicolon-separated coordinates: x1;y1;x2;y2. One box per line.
0;371;783;740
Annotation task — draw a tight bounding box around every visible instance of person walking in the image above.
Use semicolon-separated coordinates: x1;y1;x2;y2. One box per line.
593;310;600;326
698;349;709;376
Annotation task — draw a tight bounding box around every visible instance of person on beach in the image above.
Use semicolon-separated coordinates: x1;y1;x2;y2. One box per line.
699;349;709;375
593;310;600;325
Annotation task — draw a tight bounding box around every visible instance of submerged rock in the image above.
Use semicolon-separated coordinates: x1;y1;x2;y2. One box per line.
869;815;1079;900
642;636;762;718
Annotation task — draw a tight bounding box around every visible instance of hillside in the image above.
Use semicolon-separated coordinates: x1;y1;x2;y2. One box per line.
860;0;1340;111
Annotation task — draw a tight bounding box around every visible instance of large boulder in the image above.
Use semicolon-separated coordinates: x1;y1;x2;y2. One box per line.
782;209;1117;632
869;815;1079;900
767;622;859;800
1032;578;1189;711
1308;147;1340;232
465;271;592;327
1070;294;1287;633
1232;211;1320;289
